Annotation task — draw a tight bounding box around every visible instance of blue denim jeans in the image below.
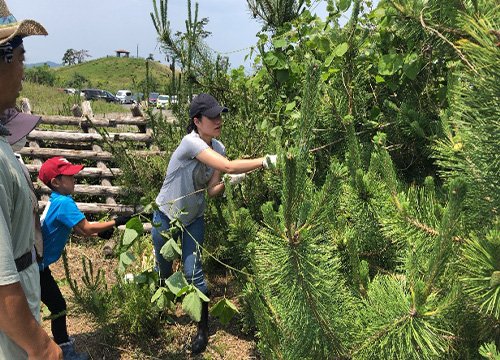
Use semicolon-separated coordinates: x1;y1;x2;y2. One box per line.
151;210;208;295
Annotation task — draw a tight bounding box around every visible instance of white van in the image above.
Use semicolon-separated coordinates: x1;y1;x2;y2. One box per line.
116;90;133;104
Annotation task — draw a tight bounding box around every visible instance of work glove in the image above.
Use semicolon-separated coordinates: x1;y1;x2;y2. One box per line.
262;154;277;169
98;228;114;240
223;173;246;185
114;215;132;227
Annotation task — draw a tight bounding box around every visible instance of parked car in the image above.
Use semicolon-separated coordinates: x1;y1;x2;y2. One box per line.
81;89;119;103
131;92;144;104
156;94;169;109
116;90;133;104
100;90;120;103
148;92;160;105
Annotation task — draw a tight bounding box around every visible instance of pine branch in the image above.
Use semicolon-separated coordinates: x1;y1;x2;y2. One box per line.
419;7;479;74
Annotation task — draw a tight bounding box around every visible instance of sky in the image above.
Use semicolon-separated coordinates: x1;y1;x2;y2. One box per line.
9;0;333;69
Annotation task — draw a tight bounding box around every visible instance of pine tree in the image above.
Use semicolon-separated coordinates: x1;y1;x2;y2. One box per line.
433;8;499;234
434;7;500;350
247;63;361;359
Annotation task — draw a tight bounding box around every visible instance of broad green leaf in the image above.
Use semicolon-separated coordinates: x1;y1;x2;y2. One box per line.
403;54;421;80
210;298;239;325
321;72;330;81
264;52;278;66
122;228;138;246
182;291;202;322
260;119;268;131
375;75;385;83
334;42;349;57
272;38;288;49
317;37;330;52
285;101;296;112
403;61;420;80
151;287;165;303
142;202;158;214
166;271;189;295
160;238;181;262
337;0;351;12
270;126;283;139
133;272;149;284
151;288;174;310
257;33;267;41
126;216;143;234
176;285;191;297
118;252;135;272
275;69;289;83
371;7;385;19
119;251;135;265
194;287;210;302
378;53;403;75
325;53;335;67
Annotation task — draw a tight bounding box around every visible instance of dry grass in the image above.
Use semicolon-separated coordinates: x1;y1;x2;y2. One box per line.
42;238;259;360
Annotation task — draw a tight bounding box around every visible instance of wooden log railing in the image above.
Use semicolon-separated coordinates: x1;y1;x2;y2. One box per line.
18;147;164;161
38;115;150;127
38;201;140;215
18;99;167;218
24;164;123;178
35;183;125;196
27;130;152;143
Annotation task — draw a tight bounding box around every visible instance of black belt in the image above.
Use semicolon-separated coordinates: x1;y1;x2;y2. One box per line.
15;251;33;272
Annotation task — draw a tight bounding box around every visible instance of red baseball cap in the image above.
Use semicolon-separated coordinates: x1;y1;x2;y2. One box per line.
38;157;84;186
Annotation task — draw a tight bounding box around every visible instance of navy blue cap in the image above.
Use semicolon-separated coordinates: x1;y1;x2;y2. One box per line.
189;93;228;119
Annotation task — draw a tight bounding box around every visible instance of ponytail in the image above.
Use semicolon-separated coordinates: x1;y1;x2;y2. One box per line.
186;115;199;134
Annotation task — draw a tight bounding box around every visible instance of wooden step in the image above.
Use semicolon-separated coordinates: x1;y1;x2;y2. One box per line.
25;164;122;178
18;147;165;161
38;200;141;215
28;130;152;143
39;115;149;127
35;183;125;196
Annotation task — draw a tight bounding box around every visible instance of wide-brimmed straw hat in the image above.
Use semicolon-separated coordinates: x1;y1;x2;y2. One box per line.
0;0;47;45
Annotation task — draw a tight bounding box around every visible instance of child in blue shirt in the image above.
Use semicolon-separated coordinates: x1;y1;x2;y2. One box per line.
38;156;130;360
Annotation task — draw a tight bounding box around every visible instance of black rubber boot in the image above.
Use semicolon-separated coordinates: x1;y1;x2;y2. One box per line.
191;300;209;354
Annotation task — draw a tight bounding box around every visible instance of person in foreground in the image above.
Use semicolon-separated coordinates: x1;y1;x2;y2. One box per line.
38;157;131;360
0;1;63;358
152;93;277;354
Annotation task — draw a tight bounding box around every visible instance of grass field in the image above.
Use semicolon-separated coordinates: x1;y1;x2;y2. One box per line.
53;56;174;94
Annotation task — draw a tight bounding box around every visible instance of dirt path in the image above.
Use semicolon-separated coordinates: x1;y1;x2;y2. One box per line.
42;239;259;360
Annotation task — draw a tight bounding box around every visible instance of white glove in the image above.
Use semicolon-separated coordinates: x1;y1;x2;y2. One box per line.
223;173;246;185
262;154;277;169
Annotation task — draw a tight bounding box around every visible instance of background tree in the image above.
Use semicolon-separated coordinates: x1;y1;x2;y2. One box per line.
62;48;90;65
62;48;76;66
74;49;91;64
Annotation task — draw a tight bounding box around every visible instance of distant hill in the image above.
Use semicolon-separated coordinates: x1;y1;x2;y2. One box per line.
53;56;173;94
26;61;61;68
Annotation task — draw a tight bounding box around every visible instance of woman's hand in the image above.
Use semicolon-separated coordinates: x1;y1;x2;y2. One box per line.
262;154;277;169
